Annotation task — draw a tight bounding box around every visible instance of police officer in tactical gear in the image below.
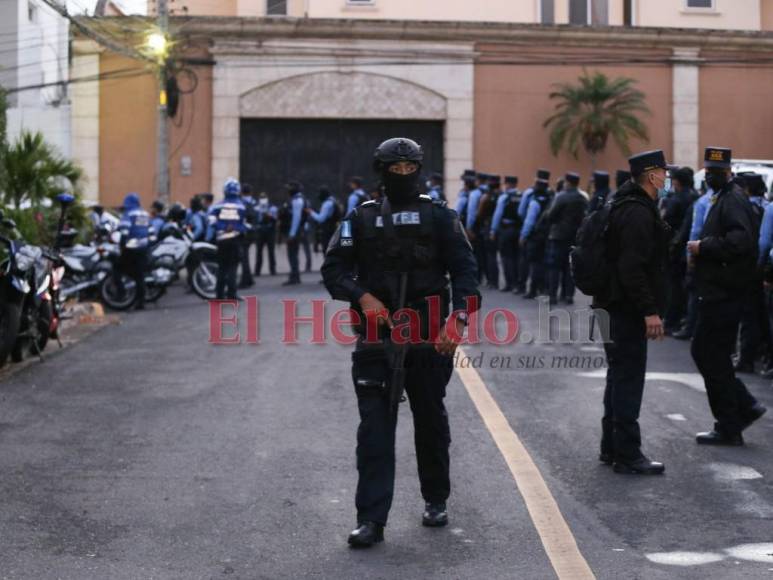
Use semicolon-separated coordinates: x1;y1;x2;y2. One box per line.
322;137;480;548
208;178;248;300
687;147;767;446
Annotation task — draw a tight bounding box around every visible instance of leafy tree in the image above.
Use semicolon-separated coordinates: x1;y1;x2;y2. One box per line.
543;71;651;168
1;131;83;208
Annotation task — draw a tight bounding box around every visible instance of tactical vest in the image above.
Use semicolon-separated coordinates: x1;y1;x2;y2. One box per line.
529;193;553;243
502;191;521;223
352;196;450;314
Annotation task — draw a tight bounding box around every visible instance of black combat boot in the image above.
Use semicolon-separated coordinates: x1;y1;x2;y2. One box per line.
612;456;665;475
696;430;744;446
422;502;448;527
347;521;384;547
741;403;767;431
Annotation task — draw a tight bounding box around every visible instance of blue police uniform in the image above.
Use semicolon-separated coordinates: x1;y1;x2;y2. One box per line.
455;190;469;223
239;193;258;287
255;200;278;276
491;184;521;291
285;191;308;284
208;180;247;299
347;188;369;214
117;192;151;308
519;188;552;297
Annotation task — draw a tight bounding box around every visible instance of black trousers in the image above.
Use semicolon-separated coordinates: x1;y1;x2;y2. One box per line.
525;239;546;295
352;345;453;526
239;238;254;286
602;309;648;462
216;238;241;299
738;284;768;366
471;235;485;283
484;235;499;288
517;243;529;291
301;229;312;272
498;226;519;290
546;239;574;301
664;262;687;330
255;228;276;276
691;297;759;436
286;237;300;282
118;247;148;307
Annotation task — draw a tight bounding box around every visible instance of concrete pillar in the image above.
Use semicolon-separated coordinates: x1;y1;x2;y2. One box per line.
70;40;102;204
555;0;569;24
671;47;701;169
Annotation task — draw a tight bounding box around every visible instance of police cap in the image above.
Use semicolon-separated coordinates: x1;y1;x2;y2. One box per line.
704;146;732;169
628;150;674;177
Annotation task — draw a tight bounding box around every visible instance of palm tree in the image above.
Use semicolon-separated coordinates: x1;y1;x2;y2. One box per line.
543;71;651;168
1;131;83;208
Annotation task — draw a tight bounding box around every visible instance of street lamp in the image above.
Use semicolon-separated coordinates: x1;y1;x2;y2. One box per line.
146;32;168;59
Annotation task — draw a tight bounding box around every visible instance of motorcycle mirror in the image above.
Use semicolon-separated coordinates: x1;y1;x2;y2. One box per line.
56;193;75;206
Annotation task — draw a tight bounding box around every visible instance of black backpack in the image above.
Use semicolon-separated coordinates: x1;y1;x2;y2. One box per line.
570;197;653;297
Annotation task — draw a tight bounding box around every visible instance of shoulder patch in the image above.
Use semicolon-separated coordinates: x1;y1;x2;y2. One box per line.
418;194;432;202
361;200;377;207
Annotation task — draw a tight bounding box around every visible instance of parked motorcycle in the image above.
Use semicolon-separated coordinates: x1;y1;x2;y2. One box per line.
99;225;182;310
9;193;75;362
0;215;44;366
189;240;219;300
58;225;118;305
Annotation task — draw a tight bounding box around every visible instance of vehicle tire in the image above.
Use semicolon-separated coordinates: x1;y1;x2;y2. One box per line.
32;300;52;355
0;301;21;368
146;284;166;303
100;273;136;311
192;260;218;300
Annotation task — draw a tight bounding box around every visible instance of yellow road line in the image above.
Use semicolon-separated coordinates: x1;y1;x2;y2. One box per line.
456;347;595;580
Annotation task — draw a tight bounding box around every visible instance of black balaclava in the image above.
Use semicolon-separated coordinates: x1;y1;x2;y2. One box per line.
706;169;729;192
382;164;421;205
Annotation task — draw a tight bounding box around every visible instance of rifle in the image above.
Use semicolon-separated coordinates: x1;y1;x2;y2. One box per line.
387;270;409;413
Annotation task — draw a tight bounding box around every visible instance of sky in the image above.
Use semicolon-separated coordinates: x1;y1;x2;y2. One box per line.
68;0;147;15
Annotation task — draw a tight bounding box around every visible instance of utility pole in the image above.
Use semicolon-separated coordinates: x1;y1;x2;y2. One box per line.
156;0;170;205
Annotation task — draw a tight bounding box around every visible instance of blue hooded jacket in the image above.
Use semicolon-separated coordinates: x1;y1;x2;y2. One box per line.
118;193;151;249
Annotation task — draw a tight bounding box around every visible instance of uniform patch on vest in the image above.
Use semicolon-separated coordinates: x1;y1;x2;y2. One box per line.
375;212;421;227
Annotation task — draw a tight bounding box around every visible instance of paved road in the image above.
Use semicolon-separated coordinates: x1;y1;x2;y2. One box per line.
1;264;773;579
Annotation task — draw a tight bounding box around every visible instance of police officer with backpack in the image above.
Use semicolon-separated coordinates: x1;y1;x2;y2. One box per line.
519;178;554;299
580;150;673;475
490;176;521;291
322;137;480;548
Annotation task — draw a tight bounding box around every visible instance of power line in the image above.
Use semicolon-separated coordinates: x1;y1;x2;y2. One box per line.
5;66;151;94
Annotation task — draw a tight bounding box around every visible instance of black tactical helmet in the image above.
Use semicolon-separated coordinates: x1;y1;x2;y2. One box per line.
167;202;187;223
373;138;423;172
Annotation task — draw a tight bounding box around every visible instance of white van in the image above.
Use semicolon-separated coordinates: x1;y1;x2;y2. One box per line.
693;159;773;196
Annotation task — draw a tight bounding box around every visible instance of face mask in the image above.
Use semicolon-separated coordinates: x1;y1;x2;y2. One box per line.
706;172;728;192
382;171;420;204
657;177;672;199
